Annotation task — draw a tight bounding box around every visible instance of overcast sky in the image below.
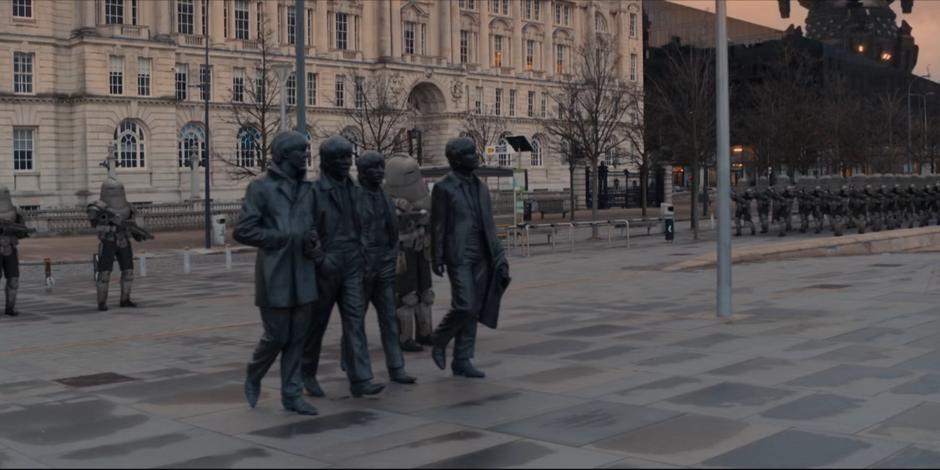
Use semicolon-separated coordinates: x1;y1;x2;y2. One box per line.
668;0;940;78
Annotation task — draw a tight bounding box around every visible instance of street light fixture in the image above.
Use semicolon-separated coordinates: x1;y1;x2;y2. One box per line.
272;63;293;132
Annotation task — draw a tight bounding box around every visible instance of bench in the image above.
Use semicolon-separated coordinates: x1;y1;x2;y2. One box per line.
531;198;568;220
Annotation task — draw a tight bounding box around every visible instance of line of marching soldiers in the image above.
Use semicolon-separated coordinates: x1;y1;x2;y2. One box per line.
731;175;940;237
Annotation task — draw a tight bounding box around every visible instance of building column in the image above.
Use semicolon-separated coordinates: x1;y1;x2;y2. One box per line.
376;0;391;58
439;0;452;61
316;0;329;51
511;0;522;70
80;0;97;27
154;0;171;36
480;9;490;69
450;0;460;63
209;0;224;43
390;0;402;58
544;28;554;75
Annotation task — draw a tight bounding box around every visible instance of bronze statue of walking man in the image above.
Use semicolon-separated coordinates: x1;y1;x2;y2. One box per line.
234;130;319;415
430;137;511;378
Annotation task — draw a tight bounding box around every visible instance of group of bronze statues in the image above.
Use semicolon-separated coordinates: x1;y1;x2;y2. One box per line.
234;131;510;415
732;174;940;237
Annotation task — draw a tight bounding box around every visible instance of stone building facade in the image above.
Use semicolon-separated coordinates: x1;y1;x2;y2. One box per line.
0;0;642;208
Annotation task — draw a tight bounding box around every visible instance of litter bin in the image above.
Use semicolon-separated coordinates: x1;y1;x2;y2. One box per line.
523;201;533;222
660;202;675;242
212;216;227;246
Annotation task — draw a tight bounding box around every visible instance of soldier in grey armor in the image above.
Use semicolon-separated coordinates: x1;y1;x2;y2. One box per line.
87;177;153;311
848;176;868;234
770;175;794;237
811;180;829;234
0;186;30;317
385;154;435;352
754;178;771;234
795;177;815;233
731;180;756;237
862;177;883;232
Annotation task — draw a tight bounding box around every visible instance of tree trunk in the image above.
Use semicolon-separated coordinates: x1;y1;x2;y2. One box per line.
592;159;600;239
568;165;576;222
690;161;699;240
640;163;648;217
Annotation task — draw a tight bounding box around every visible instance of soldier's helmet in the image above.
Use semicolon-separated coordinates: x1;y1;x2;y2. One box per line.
99;177;129;212
384;154;431;211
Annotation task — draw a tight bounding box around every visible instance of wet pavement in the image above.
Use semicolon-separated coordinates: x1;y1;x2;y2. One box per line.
1;234;940;468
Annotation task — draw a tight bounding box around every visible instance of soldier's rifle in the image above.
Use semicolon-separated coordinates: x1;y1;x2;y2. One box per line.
0;218;35;238
97;208;155;241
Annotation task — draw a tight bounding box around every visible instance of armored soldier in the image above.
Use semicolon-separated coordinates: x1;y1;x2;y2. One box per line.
862;178;883;232
891;179;909;229
385;154;434;352
770;175;794;237
810;182;829;234
754;178;771;234
87;177;153;311
848;176;868;234
828;178;848;236
731;181;756;237
878;178;896;230
929;179;940;225
0;186;30;317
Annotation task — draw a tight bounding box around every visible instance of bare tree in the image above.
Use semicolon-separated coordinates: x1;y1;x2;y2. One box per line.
462;107;510;166
217;15;284;180
336;73;414;155
543;38;633;235
621;82;660;216
647;41;716;239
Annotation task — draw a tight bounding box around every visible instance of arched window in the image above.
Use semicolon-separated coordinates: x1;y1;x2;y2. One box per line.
237;127;261;167
178;123;206;168
496;138;511;167
530;137;543;167
113;120;145;168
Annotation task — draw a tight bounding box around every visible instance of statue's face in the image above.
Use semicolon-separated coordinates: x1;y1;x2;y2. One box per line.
446;138;480;173
357;155;386;190
319;136;354;180
281;143;309;177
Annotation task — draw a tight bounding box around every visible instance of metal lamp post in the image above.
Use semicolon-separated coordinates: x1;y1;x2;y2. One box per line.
715;0;732;318
912;92;935;173
273;63;292;132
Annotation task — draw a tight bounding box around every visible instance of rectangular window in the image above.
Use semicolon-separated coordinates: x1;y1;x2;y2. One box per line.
109;56;124;95
233;67;245;103
131;0;138;25
564;5;571;25
630;13;638;38
13;52;33;94
526;40;536;70
13;128;34;172
256;2;262;40
404;21;416;55
474;86;483;114
137;57;151;96
490;0;499;13
502;0;509;15
307;72;317;106
254;68;264;101
199;64;211;101
534;0;540;19
12;0;32;18
354;78;364;109
509;89;516;117
287;73;297;105
307;8;313;46
178;0;194;34
202;0;208;36
630;53;638;81
335;12;348;50
525;0;532;19
335;75;345;107
494;88;502;116
556;44;565;74
175;64;188;100
235;0;249;40
494;35;503;67
460;30;470;64
527;90;535;117
287;6;296;45
223;1;229;37
541;93;547;118
105;0;123;24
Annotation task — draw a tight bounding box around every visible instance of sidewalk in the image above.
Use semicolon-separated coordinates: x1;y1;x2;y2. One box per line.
18;229;249;265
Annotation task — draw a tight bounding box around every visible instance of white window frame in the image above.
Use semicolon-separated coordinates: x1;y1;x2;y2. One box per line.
527;90;535;117
494;35;503;67
307;72;317;106
496;139;511;167
335;75;345;107
509;89;516;117
113;120;146;169
287;5;296;45
234;0;249;40
177;0;194;34
404;21;416;55
109;55;124;95
630;12;638;38
13;52;34;95
530;139;543;167
526;39;536;71
12;0;32;19
335;12;348;50
13;127;35;172
630;53;638;81
175;64;188;100
199;64;211;101
137;57;151;96
105;0;124;25
286;73;297;106
354;77;364;109
474;86;483;114
236;127;261;167
556;44;565;74
494;88;502;116
178;123;205;168
232;67;245;103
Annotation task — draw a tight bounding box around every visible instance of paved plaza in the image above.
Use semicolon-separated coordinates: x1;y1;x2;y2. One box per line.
1;232;940;468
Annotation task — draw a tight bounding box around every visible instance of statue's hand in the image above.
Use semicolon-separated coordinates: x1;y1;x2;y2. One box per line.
432;263;446;277
303;230;321;259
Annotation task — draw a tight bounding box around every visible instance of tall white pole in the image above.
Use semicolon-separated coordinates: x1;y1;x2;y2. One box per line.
715;0;732;318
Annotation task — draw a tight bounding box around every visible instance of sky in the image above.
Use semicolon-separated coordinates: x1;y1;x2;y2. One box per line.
668;0;940;78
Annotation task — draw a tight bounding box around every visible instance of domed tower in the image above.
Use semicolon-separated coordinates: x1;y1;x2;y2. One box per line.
778;0;918;73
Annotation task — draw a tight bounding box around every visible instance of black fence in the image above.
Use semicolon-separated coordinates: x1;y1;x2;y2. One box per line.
585;165;666;209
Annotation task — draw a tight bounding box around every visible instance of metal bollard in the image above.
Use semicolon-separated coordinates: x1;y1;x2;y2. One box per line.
44;258;55;292
225;244;232;270
139;254;147;277
183;247;191;274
